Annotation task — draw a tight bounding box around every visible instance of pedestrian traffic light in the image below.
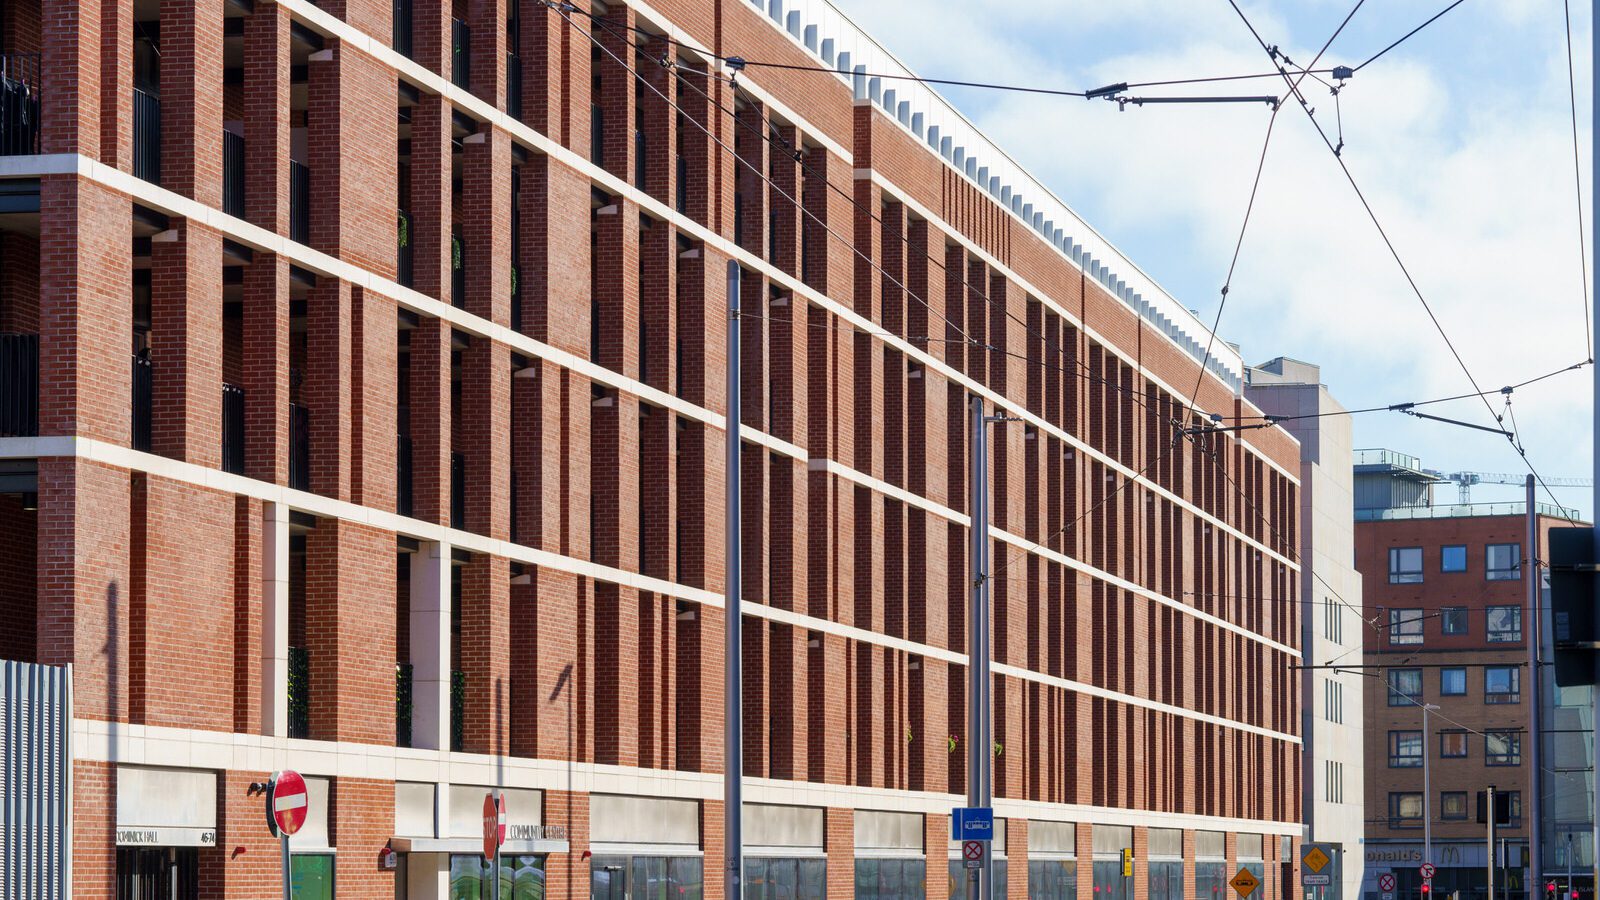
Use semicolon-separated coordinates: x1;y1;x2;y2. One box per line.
1551;527;1599;687
1548;883;1558;895
1423;881;1432;895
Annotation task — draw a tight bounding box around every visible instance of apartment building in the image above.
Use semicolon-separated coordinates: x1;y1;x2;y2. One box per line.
1246;357;1365;900
0;0;1307;896
1355;450;1590;900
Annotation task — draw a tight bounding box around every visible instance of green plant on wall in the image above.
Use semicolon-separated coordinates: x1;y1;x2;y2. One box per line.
993;741;1004;757
947;734;959;754
397;212;409;248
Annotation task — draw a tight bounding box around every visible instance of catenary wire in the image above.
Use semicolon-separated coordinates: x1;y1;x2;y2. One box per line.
1354;0;1469;71
1560;0;1593;360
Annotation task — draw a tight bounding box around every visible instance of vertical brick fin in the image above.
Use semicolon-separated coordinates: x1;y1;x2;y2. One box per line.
467;0;506;109
461;336;510;539
677;65;718;229
595;4;636;182
639;408;676;580
305;278;352;501
244;3;292;234
638;210;677;394
243;252;290;484
233;496;263;734
36;456;131;722
308;43;398;278
524;157;591;356
150;219;224;467
734;100;768;260
411;95;453;306
99;0;133;171
159;0;225;207
593;197;641;378
408;316;451;524
351;287;398;513
41;0;102;156
639;49;677;207
305;518;396;744
38;176;133;444
459;553;511;755
414;0;452;78
462;125;512;327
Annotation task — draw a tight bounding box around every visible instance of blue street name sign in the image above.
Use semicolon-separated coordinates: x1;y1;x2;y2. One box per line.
951;807;994;841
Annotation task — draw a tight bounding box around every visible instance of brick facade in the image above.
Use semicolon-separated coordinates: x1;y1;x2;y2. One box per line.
0;0;1304;896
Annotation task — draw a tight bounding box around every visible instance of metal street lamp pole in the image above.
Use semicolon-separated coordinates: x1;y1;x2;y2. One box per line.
1424;703;1440;868
967;394;993;900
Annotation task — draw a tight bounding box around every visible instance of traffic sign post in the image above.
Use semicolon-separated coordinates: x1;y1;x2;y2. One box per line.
1379;874;1397;893
964;840;986;870
1421;864;1437;880
952;807;994;841
1230;868;1261;898
264;770;309;900
484;791;507;894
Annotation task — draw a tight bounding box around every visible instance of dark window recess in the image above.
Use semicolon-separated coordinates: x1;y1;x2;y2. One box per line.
510;262;522;334
451;232;465;308
451;19;471;89
131;353;154;452
132;88;161;183
395;661;413;747
450;668;465;752
0;54;42;157
290;161;310;244
675;156;687;214
221;384;245;475
392;0;414;58
397;209;415;288
506;53;523;121
0;332;39;436
590;106;603;165
289;402;310;491
116;847;199;900
634;130;646;187
509;468;519;542
397;433;414;517
734;191;744;246
450;452;466;529
222;129;245;218
287;645;310;739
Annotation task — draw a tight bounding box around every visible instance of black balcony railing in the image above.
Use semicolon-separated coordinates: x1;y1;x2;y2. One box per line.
634;130;646;188
510;262;521;334
590;106;603;165
450;668;465;752
450;451;465;529
506;53;522;121
397;209;414;287
289;161;310;244
397;434;414;517
0;333;39;437
132;353;153;452
287;646;310;739
450;232;465;308
392;0;414;59
451;19;470;89
395;661;413;748
132;88;161;183
0;54;41;157
222;130;245;218
221;383;245;475
289;402;310;491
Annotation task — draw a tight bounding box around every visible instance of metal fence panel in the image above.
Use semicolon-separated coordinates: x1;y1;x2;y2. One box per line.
0;660;72;900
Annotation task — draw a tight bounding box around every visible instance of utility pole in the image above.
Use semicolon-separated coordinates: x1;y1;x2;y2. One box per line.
1528;475;1544;893
725;260;743;900
1424;703;1439;867
1591;1;1599;888
1489;784;1498;900
967;393;993;900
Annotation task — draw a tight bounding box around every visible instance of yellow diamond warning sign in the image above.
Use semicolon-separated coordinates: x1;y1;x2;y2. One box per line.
1230;868;1261;898
1303;846;1331;874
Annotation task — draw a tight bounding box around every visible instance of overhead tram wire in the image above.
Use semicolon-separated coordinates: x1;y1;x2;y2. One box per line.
1560;0;1593;360
1226;0;1586;527
1353;0;1470;71
570;4;1194;421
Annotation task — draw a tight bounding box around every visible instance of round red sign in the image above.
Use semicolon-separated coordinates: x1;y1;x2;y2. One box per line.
483;792;506;860
270;770;310;838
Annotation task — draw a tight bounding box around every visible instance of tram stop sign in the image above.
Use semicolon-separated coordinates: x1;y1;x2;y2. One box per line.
1303;845;1332;874
483;792;507;861
267;770;309;838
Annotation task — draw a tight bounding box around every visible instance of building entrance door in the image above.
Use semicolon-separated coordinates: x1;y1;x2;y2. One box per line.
115;847;199;900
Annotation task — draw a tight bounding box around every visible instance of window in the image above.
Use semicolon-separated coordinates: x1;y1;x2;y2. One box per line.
1323;599;1344;644
1324;760;1345;804
1389;547;1424;583
1485;666;1521;704
592;855;703;900
854;859;926;900
1440;668;1467;696
1486;730;1522;765
1441;607;1468;635
1028;860;1077;900
453;855;546;900
747;858;826;900
1389;792;1423;827
1324;679;1344;724
1148;860;1184;900
1388;669;1423;706
949;859;1009;900
291;854;335;900
1388;730;1423;767
1487;543;1521;580
1441;792;1469;820
1440;730;1469;758
1487;606;1522;642
1505;791;1523;822
1389;609;1424;645
1442;545;1468;572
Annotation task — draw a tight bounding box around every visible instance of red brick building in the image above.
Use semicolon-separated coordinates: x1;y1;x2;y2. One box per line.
0;0;1306;896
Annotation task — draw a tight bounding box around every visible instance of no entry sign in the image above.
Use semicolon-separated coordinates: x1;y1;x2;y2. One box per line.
483;792;507;861
268;770;309;838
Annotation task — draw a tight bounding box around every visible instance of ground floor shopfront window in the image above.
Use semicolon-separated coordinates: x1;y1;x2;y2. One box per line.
949;858;1009;898
116;847;199;900
855;857;927;900
450;854;547;899
1094;860;1132;900
1029;859;1077;900
1151;861;1185;900
744;857;826;899
291;854;336;900
590;854;703;900
1197;862;1228;900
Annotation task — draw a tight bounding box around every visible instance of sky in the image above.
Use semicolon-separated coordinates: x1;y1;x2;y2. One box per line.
826;0;1596;515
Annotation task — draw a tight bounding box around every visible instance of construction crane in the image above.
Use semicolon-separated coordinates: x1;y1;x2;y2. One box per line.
1445;471;1594;503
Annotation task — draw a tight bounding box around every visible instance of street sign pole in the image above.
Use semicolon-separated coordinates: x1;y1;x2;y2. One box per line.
281;834;291;900
725;260;744;900
967;394;992;900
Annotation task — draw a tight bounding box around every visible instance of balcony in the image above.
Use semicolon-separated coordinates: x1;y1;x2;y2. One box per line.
0;54;41;157
392;0;414;59
451;19;470;89
397;433;414;517
0;333;38;437
132;88;160;184
450;451;465;529
222;130;245;218
131;353;153;452
287;645;310;739
397;209;414;288
221;384;245;475
289;161;310;244
289;402;309;491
